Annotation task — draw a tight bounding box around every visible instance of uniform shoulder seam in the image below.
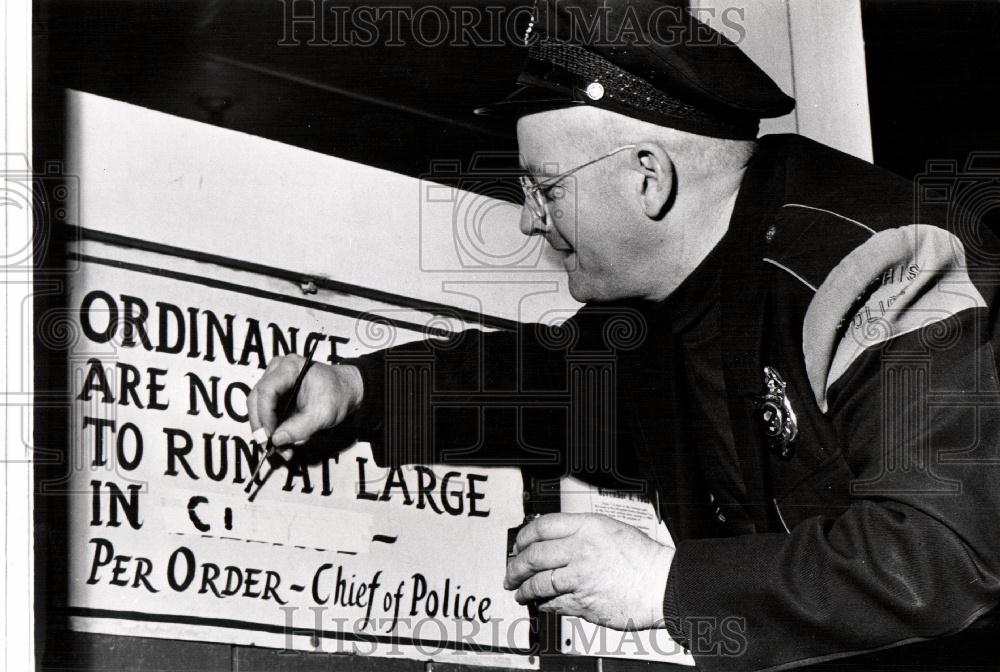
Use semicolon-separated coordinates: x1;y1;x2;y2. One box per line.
762;257;818;292
782;203;877;235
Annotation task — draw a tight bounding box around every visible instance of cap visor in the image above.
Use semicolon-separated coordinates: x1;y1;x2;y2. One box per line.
474;85;585;117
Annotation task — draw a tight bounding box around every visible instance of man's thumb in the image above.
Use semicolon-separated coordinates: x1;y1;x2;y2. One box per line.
272;413;316;447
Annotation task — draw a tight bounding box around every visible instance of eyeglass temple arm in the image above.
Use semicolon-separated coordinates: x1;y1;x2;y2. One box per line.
533;144;637;190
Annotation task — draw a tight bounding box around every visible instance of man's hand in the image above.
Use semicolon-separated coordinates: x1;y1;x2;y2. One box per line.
505;513;673;631
247;354;363;446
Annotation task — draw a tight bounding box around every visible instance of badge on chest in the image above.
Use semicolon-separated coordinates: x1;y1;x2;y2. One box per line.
757;366;799;459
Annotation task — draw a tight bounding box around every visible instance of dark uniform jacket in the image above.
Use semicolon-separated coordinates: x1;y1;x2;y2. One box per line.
351;135;1000;671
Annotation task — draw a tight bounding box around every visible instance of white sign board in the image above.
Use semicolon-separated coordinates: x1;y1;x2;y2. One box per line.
65;235;536;669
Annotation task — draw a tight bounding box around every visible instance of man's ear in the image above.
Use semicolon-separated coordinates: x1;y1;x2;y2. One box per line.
633;142;674;219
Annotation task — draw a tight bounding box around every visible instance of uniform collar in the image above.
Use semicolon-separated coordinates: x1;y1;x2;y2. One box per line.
662;239;724;334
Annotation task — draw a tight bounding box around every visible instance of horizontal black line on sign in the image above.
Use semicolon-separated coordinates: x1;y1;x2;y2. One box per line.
67;607;535;656
71;253;456;340
70;225;519;331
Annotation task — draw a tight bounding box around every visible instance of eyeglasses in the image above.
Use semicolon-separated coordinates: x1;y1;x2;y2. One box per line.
519;144;636;226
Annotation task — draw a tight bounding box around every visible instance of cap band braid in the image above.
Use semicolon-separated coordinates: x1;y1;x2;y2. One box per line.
523;41;759;139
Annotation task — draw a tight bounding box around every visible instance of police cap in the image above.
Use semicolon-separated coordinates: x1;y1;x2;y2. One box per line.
475;0;795;139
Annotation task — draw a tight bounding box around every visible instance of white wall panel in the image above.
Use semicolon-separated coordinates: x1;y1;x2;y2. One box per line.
693;0;873;161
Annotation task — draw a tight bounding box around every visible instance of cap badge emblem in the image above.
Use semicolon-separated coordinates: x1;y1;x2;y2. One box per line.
523;0;537;46
585;82;605;100
757;366;799;459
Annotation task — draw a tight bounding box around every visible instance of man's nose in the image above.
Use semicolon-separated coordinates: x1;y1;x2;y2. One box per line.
519;203;548;237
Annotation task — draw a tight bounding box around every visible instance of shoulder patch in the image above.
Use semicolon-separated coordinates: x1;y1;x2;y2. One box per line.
803;224;987;412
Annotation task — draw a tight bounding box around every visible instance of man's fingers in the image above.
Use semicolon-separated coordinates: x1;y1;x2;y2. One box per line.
505;538;573;590
514;513;586;553
248;359;303;435
272;411;319;447
536;595;579;617
252;384;281;436
247;388;262;433
265;353;299;374
513;565;571;604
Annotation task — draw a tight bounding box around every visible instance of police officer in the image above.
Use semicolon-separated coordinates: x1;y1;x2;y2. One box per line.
249;2;1000;669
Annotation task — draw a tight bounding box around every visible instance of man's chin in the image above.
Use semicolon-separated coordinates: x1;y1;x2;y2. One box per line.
565;269;595;303
566;272;629;304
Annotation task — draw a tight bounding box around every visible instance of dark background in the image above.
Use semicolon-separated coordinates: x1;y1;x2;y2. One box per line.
862;0;1000;181
32;1;1000;671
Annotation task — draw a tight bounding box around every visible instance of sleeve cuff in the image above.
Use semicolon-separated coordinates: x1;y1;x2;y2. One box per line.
339;354;389;463
664;546;690;649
